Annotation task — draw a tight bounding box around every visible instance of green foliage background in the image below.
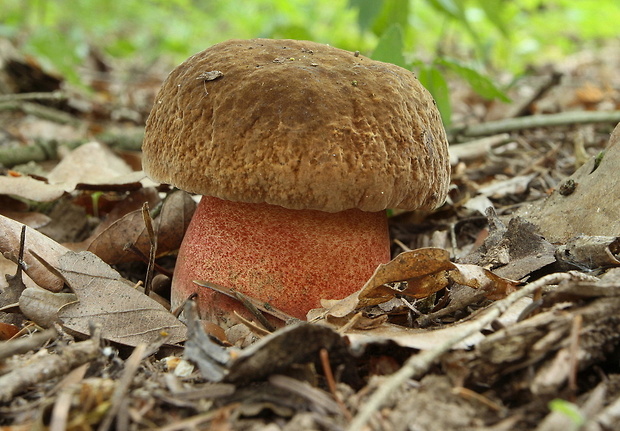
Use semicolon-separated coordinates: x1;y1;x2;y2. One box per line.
2;0;619;124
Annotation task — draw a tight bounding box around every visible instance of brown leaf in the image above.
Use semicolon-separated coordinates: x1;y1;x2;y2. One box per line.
0;210;51;229
87;190;195;264
156;190;196;254
51;251;186;346
0;322;20;340
361;248;454;305
19;287;76;328
325;248;517;318
518;123;620;242
451;263;517;300
87;208;147;264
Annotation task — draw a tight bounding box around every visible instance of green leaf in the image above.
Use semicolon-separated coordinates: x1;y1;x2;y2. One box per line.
438;58;510;102
348;0;384;32
416;64;451;127
371;24;406;68
476;0;509;37
267;23;314;41
426;0;461;20
548;399;585;428
372;0;409;36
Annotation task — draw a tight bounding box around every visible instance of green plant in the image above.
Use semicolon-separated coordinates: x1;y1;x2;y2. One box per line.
348;0;511;125
2;0;618;124
548;398;586;430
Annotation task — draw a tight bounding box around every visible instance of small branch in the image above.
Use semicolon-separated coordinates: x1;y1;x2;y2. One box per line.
0;129;144;168
0;91;68;103
0;327;57;360
449;133;512;163
0;100;79;125
450;110;620;138
0;332;101;402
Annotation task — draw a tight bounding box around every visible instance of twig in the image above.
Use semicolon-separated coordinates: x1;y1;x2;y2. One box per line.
320;348;353;421
0;327;57;360
193;280;295;324
0;139;65;167
269;374;341;416
0;100;79;125
450;110;620;138
0;130;144;168
97;343;147;431
0;91;68;103
0;331;101;402
568;314;583;398
346;271;596;431
449;133;512;162
584;392;620;431
452;386;503;412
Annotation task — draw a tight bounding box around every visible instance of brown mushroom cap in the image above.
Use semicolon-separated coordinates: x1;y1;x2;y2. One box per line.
142;38;450;213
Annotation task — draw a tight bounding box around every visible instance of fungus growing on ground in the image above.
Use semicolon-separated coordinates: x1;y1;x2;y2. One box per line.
142;39;450;326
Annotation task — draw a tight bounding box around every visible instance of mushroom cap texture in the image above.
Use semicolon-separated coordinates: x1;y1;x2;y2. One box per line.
142;38;450;212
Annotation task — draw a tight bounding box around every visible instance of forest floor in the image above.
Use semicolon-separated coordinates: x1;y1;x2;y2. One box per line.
2;38;620;430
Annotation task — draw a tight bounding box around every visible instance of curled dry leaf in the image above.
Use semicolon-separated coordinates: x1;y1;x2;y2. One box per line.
87;190;196;264
46;251;186;346
0;214;67;292
325;247;518;319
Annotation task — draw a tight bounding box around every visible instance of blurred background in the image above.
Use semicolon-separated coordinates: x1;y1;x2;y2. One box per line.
3;0;619;126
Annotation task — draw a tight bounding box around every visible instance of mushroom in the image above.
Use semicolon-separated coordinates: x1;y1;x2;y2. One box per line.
142;39;450;326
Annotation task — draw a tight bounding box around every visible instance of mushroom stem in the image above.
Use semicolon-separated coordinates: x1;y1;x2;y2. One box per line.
172;196;391;325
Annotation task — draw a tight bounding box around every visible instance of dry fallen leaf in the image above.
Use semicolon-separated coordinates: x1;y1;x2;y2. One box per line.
325;248;517;318
43;250;186;346
47;142;136;191
520;123;620;241
87;190;196;264
0;174;66;202
556;234;620;270
19;286;77;328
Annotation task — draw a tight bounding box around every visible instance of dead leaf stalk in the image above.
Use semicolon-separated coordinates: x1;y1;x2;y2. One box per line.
568;313;583;399
320;348;353;421
142;203;157;296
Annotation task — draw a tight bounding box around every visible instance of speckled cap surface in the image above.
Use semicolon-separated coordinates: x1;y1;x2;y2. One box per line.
142;38;450;212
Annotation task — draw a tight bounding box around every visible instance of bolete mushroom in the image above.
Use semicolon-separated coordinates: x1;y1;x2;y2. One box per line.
142;39;450;326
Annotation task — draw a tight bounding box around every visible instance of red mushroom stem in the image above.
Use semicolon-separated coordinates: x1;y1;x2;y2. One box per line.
172;196;390;325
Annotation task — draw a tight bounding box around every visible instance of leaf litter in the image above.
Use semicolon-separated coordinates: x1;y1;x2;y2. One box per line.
3;41;620;431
